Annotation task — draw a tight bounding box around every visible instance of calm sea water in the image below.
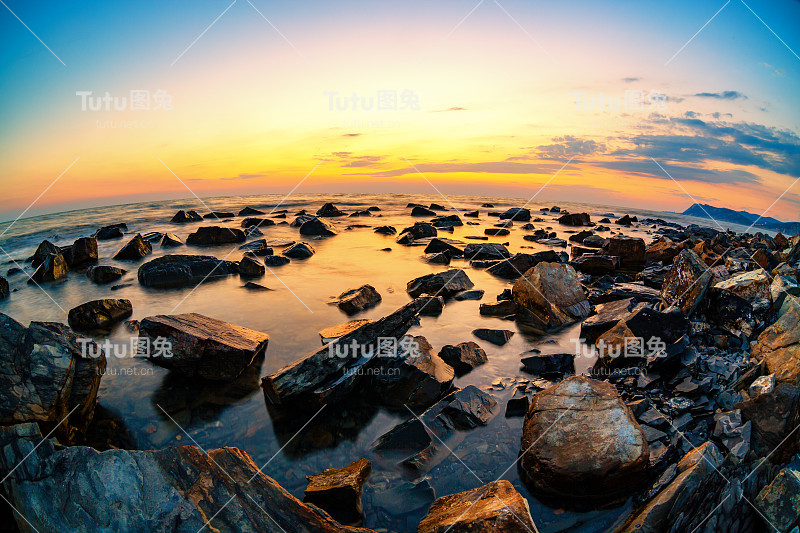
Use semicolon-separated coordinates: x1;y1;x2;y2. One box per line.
0;193;734;532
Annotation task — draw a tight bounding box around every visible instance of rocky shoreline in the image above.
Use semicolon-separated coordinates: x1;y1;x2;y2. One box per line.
1;199;799;532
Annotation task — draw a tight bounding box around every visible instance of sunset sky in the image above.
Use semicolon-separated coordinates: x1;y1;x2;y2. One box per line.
1;0;800;221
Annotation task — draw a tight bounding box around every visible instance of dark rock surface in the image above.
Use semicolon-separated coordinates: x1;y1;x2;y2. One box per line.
407;269;474;298
68;299;133;332
113;234;152;260
304;458;372;524
438;341;487;375
86;265;127;284
170;209;202;223
283;241;315;259
138;254;238;288
333;284;382;315
186;226;246;245
28;252;68;283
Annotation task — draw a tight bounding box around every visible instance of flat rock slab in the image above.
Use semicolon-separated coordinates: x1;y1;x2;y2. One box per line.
319;319;372;343
472;328;514;346
139;313;269;381
333;285;382;315
304;458;372;523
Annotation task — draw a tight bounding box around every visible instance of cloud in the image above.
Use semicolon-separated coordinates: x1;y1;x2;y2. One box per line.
221;173;266;181
342;133;361;137
622;77;640;83
434;106;467;112
760;62;786;77
353;161;569;178
693;91;747;100
535;135;605;159
331;152;386;168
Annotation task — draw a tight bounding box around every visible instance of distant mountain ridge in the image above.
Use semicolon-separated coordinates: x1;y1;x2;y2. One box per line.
682;203;800;235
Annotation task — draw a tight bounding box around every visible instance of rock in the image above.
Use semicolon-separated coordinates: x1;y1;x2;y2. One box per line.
292;214;317;227
0;277;8;299
697;287;757;337
94;223;126;239
472;328;514;346
0;423;368;533
735;382;800;461
423;252;451;265
113;234;153;260
28;253;68;283
557;212;591;226
138;255;238;288
333;285;382;315
431;214;463;227
487;251;561;279
317;203;346;217
454;289;484;301
142;231;164;243
407;269;474;298
520;352;575;377
580;298;635;343
520;376;648;503
241;217;276;228
418;296;445;316
62;237;98;267
68;299;133;332
374;225;396;235
301;217;338;236
713;409;751;459
512;262;590;333
715;268;771;302
186;226;246;245
646;237;681;264
582;234;605;248
32;239;60;266
752;295;800;383
772;274;800;309
755;467;800;532
304;458;371;523
283;241;315;259
412;206;437;216
263;255;291;266
238;255;265;277
616;214;634;225
479;300;519;317
243;281;271;291
203;211;235;219
661;249;713;315
749;374;776;397
604;236;646;268
438;342;487;375
0;314;106;442
238;206;265;216
499;207;531;221
571;254;618;275
399;222;438;243
319;320;372;343
139;313;269;381
170;209;202;223
86;265;127;284
464;242;510;260
505;396;531;417
160;233;184;247
464;210;479;217
423;239;464;258
417;480;535;533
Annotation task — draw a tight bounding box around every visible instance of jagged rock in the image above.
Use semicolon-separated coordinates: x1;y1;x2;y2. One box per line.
283;241;315;259
571;254;618;275
113;234;152;261
752;295;800;383
715;268;771;302
646;237;681;264
160;233;184;247
755;467;800;532
317;203;346;217
499;207;531;221
304;458;371;523
735;382;800;461
594;307;688;369
713;409;751;459
520;352;574;377
512;262;590;333
399;222;438;243
520;376;648;503
238;206;265;216
423;252;451;265
138;255;238;288
0;314;105;443
301;217;338;236
661;249;713;315
94;223;126;239
505;396;530;417
142;231;164;243
139;313;269;381
471;328;513;346
772;274;800;309
616;214;634;225
438;341;487;375
749;374;776;397
407;269;473;298
68;299;133;332
292;214;317;227
374;336;454;409
464;242;510;260
333;285;381;315
238;255;265;277
418;296;445;316
28;253;68;283
264;255;291;266
604;236;646;268
569;230;594;243
30;240;58;267
636;263;672;289
241;217;276;228
0;423;369;533
487;251;561;279
374;225;396;235
0;277;8;299
557;212;591;226
580;298;635;343
412;206;436;216
86;265;126;284
417;480;535;533
171;209;202;223
62;237;98;267
186;226;246;245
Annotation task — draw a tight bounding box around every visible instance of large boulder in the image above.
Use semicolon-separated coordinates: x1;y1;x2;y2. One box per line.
113;234;152;260
68;299;133;332
417;480;536;533
557;212;591;226
645;237;681;264
520;376;648;503
62;237;98;267
714;268;771;302
283;241;315;259
755;468;800;533
28;252;68;283
31;240;60;266
138;313;269;381
752;295;800;384
94;223;126;240
317;203;346;217
304;459;371;523
137;254;238;288
438;341;487;376
735;382;800;461
86;265;127;284
512;262;590;333
661;249;712;315
604;236;645;269
407;269;474;298
499;207;531;221
333;284;382;315
374;336;454;409
186;226;246;245
487;251;560;279
300;217;338;236
0;314;106;443
0;423;370;533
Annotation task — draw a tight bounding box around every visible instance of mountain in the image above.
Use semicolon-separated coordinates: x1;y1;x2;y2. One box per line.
681;203;800;235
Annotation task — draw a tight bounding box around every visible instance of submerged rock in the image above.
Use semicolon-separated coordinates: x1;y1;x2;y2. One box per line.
301;217;338;236
283;241;315;259
319;319;373;343
28;252;68;283
238;206;265;216
375;336;455;409
304;458;371;524
170;209;202;223
374;225;396;235
317;202;347;217
438;341;487;375
333;284;382;315
86;265;127;284
557;212;591;226
472;328;514;346
139;313;269;381
186;226;246;245
412;206;437;216
68;299;133;332
94;223;126;240
113;234;153;260
138;254;237;288
263;255;291;266
238;255;265;277
512;262;590;333
407;269;474;298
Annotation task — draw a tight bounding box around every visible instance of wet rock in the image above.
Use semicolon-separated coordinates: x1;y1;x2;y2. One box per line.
418;296;445;316
431;214;463;227
754;467;800;532
505;395;530;417
464;242;510;260
0;314;106;442
317;203;347;217
438;341;487;375
520;376;648;503
412;206;437;216
582;234;605;248
661;249;713;315
0;423;368;533
752;295;800;383
94;223;127;240
569;229;594;243
238;255;265;277
571;254;618;275
68;299;133;332
241;217;276;229
464;210;479;217
301;217;338;236
62;237;98;267
645;237;681;264
407;269;473;298
749;374;776;397
304;458;371;524
417;480;535;533
31;239;59;266
454;289;484;301
333;284;382;315
771;274;800;309
160;233;184;247
238;206;265;216
604;236;646;269
28;253;68;283
487;251;560;279
472;328;514;346
735;382;800;461
243;281;271;291
484;227;509;236
170;209;202;223
113;234;152;260
0;277;8;299
580;297;635;343
86;265;126;284
616;214;635;226
423;252;451;265
499;207;531;221
715;268;771;302
138;254;237;288
374;225;396;235
186;226;246;245
283;241;315;259
263;255;291;266
319;319;372;343
557;212;591;226
512;262;590;333
520;352;575;377
203;211;235;219
479;300;519;317
139;313;269;381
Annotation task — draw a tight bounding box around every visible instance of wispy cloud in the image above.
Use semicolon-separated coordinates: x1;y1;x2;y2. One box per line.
693;91;747;100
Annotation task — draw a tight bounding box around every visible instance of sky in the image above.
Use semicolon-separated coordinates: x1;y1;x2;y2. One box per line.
1;0;800;221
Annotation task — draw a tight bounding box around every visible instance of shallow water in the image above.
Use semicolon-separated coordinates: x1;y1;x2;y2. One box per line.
0;193;729;532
